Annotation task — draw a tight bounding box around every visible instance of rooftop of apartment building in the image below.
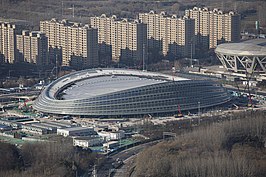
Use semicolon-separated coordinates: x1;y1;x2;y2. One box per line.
114;18;143;24
92;14;117;19
186;6;239;15
19;30;45;36
91;14;144;24
42;18;96;29
140;10;198;21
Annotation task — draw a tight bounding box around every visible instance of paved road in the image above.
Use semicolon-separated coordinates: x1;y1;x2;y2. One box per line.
96;140;161;177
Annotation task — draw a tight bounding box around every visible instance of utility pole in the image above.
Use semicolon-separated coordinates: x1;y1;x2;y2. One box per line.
198;101;201;115
198;101;201;125
119;135;122;147
61;1;64;18
55;54;58;79
221;1;225;10
143;43;145;71
234;1;237;11
92;165;97;177
72;161;78;177
190;41;193;67
68;4;75;18
72;4;75;18
190;36;195;68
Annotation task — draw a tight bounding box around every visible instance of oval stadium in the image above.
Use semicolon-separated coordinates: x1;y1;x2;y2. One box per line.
215;39;266;74
33;69;231;117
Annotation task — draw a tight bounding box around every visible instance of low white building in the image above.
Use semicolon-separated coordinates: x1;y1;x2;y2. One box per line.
98;130;125;141
103;141;119;150
73;136;103;148
57;126;96;137
21;124;48;135
242;80;257;87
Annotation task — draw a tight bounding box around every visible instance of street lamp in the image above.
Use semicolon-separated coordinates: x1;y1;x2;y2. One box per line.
198;101;201;125
190;35;196;67
190;40;193;67
198;101;201;115
142;43;145;71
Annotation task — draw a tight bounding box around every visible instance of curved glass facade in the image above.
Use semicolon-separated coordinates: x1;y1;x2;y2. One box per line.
33;69;230;116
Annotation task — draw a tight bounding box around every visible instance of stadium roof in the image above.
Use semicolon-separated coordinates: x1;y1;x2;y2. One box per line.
51;69;189;100
62;75;167;100
215;39;266;56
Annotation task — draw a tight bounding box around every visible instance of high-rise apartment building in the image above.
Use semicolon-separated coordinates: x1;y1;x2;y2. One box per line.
90;14;116;55
90;16;147;64
138;11;165;53
16;30;48;66
40;19;99;68
185;7;240;49
139;11;195;58
111;19;147;64
0;22;25;63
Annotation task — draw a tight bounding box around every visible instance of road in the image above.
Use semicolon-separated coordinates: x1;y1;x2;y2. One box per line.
96;140;161;177
0;90;39;97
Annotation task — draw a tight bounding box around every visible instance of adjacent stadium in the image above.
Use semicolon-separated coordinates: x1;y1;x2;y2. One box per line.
33;69;230;117
215;39;266;74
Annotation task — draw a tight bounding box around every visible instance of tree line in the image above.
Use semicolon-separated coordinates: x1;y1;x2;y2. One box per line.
0;136;97;177
133;110;266;177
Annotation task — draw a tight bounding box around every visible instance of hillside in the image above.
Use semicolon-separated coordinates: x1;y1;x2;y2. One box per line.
133;111;266;177
0;0;265;32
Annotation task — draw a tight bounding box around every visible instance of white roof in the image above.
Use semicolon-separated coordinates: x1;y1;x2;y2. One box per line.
74;136;101;140
49;68;189;100
58;126;93;132
62;75;166;100
215;39;266;56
